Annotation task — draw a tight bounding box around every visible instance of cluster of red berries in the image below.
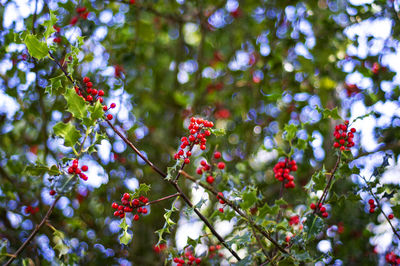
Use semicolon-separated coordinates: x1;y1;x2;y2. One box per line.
112;193;149;220
216;192;226;213
310;203;329;218
24;205;39;215
208;245;224;259
74;77;117;120
153;243;166;253
67;159;88;181
333;121;356;151
70;7;89;25
289;215;300;226
196;152;226;185
173;248;202;265
386;251;400;265
273;158;297;189
173;117;214;164
53;25;61;43
345;83;360;97
368;199;376;213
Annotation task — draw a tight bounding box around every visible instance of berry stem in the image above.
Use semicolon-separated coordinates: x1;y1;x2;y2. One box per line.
4;195;61;266
360;175;400;240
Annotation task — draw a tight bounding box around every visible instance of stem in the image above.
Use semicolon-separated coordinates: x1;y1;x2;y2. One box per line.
134;193;181;209
179;170;288;254
5;196;61;266
313;153;341;214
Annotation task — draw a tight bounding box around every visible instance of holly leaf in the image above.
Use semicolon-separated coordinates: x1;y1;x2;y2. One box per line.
119;218;132;245
64;88;88;120
315;106;341;120
304;214;324;240
53;122;81;147
42;10;58;40
210;128;226;136
240;188;258;209
24;34;49;60
166;159;181;181
284;124;297;142
131;183;151;198
24;164;61;176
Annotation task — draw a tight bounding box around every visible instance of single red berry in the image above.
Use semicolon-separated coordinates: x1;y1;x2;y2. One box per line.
200;145;206;150
368;199;374;205
142;208;148;214
196;168;203;175
110;103;116;108
113;211;119;217
206;176;215;184
186;151;192;157
103;105;108;111
83;77;90;82
81;165;88;172
350;128;356;133
388;214;394;219
79;173;88;180
184;158;190;164
133;214;139;221
107;114;113;120
310;203;316;210
112;202;118;209
200;160;207;166
86;82;93;88
98;90;105;96
209;246;216;252
219;208;224;213
195;258;201;264
132;199;140;206
320;206;326;212
76;7;87;13
68;167;74;174
344;120;349;124
130;0;135;4
369;208;375;213
70;16;78;25
86;95;93;101
123;193;130;200
322;212;328;218
119;213;125;218
91;89;98;95
49;190;56;196
53;37;61;43
214;151;221;159
217;162;225;169
75;168;81;174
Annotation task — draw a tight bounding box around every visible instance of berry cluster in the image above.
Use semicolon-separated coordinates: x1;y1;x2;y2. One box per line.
67;159;88;181
289;215;300;226
196;152;225;185
333;121;356;151
74;77;117;120
53;25;61;44
153;243;166;253
216;192;226;213
173;248;201;265
273;159;297;189
174;117;214;163
386;251;400;265
111;193;149;220
368;199;376;213
24;205;39;215
70;7;89;25
310;203;329;218
208;245;223;259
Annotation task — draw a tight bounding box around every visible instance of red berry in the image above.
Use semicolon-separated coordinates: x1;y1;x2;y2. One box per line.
200;160;207;166
368;199;374;205
79;173;88;181
49;190;56;196
219;208;224;213
130;0;135;4
86;95;93;101
123;193;130;200
389;214;394;219
350;128;356;133
103;105;108;111
195;258;201;264
322;212;328;218
133;214;139;221
91;89;98;95
200;145;206;150
86;82;93;88
112;202;118;209
110;103;116;108
76;7;87;13
196;168;203;175
214;151;221;159
98;90;104;96
217;162;225;169
320;206;326;212
369;208;375;213
132;199;140;206
107;114;113;120
206;176;215;184
70;16;78;25
119;213;125;218
184;158;190;164
113;211;119;217
310;203;316;209
81;165;88;172
209;246;216;252
68;167;74;174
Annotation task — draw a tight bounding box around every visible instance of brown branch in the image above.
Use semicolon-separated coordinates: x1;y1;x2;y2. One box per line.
136;193;180;208
179;170;289;254
353;142;400;160
5;196;61;266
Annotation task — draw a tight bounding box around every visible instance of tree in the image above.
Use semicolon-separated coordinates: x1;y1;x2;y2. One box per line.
0;0;399;265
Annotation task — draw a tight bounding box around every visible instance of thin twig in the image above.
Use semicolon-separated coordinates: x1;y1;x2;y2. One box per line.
5;196;61;266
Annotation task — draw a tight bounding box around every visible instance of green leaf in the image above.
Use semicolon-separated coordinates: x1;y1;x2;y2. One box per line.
304;214;324;240
210;128;226;136
240;188;258;209
24;34;49;60
131;183;151;198
84;100;104;127
258;202;280;217
42;10;58;40
312;170;326;191
166;159;181;181
284;124;297;142
64;88;88;120
53;122;81;147
24;164;61;176
392;205;400;218
46;74;65;95
315;106;341;120
119;218;132;245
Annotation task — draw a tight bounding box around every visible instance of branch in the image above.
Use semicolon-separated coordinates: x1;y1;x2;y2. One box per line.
179;170;288;254
5;196;61;266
